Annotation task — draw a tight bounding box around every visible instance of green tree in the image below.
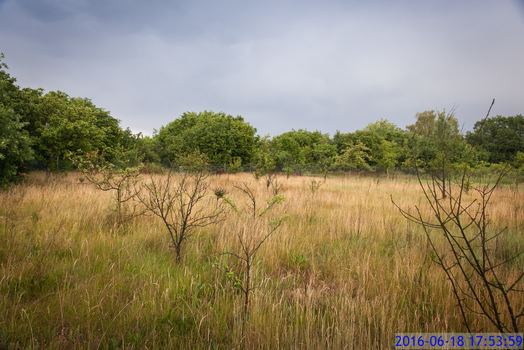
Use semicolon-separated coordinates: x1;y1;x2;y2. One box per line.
270;129;335;174
0;53;21;107
376;139;400;175
364;119;407;145
0;105;33;186
466;115;524;163
332;141;372;171
0;53;34;186
254;136;276;176
156;111;257;169
406;110;467;196
0;52;142;175
271;131;304;174
135;135;161;164
35;91;125;169
515;152;524;169
334;120;407;173
311;142;336;176
333;130;353;154
515;152;524;189
406;110;464;166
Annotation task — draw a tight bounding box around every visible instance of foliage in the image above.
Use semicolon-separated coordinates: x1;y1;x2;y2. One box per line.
36;91;126;170
228;156;243;173
466;115;524;163
176;151;210;172
155;111;257;169
0;105;33;187
134;135;161;164
270;129;336;174
333;119;408;172
406;110;465;168
364;119;407;144
1;50;524;185
332;141;372;171
376;139;401;174
254;136;276;177
0;55;34;186
1;52;139;177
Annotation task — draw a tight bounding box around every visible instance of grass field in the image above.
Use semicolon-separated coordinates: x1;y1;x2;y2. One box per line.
0;172;522;349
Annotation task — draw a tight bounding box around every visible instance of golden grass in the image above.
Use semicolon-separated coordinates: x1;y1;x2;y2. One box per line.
0;172;522;349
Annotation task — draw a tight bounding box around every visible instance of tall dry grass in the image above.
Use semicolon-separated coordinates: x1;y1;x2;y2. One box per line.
0;171;522;349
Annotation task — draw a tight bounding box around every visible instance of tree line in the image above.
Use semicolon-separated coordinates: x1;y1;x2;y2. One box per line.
1;53;523;187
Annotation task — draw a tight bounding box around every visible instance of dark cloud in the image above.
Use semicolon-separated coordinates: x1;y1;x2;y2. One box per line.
1;0;523;135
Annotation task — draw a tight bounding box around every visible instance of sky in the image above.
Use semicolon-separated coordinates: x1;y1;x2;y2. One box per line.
1;0;523;136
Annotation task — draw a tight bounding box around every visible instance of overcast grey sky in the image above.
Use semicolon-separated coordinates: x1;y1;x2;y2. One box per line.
1;0;523;136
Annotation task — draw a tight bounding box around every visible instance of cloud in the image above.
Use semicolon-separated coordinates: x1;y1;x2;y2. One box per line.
1;0;523;135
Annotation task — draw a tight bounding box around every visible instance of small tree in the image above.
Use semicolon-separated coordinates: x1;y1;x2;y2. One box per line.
218;183;285;323
73;151;144;226
393;168;523;332
309;177;325;195
137;169;225;262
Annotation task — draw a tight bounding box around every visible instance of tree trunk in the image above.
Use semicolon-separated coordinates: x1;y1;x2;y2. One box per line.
244;258;251;319
174;242;182;263
116;187;122;225
441;162;447;198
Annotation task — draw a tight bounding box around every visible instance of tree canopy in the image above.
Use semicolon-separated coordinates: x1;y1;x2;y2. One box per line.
0;53;137;184
466;115;524;163
270;130;336;174
1;51;523;187
0;104;33;186
155;111;257;169
0;54;33;185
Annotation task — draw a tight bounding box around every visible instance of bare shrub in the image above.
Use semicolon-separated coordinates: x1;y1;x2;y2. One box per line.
309;177;326;195
137;169;225;262
255;171;283;195
267;173;283;195
393;169;523;332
